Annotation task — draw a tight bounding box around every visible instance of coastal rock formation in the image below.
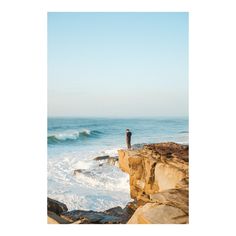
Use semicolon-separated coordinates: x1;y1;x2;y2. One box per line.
93;155;119;166
47;197;68;215
128;188;188;224
60;203;135;224
128;203;188;224
118;143;188;202
47;198;136;224
48;142;188;224
47;198;69;224
118;142;189;224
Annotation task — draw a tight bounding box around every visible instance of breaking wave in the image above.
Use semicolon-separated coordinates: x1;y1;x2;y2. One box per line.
48;130;102;144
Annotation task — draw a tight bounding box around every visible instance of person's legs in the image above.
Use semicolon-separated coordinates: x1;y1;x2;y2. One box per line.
127;140;131;149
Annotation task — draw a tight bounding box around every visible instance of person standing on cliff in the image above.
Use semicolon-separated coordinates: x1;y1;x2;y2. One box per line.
126;129;132;149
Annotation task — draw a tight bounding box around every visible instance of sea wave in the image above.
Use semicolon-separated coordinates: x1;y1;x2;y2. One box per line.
48;153;131;211
48;129;102;144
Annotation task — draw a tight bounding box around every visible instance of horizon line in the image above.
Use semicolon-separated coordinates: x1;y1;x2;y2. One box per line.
48;115;188;119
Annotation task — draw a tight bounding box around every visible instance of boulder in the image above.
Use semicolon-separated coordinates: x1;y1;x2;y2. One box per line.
74;169;91;175
47;197;68;215
104;206;124;216
93;155;110;161
149;188;189;214
128;203;188;224
104;204;136;223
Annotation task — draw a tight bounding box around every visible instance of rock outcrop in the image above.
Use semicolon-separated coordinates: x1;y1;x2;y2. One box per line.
60;203;135;224
128;203;188;224
47;197;136;224
118;142;189;224
47;197;68;215
47;198;70;224
93;155;119;166
127;188;188;224
93;155;110;161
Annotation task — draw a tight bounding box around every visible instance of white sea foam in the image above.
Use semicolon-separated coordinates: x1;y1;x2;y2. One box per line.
48;150;131;211
73;160;95;170
101;148;120;157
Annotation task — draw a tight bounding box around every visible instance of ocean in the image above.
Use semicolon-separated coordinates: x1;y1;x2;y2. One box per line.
48;117;188;211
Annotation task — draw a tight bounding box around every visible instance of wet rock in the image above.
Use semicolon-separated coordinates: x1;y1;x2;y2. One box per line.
60;202;135;224
48;211;70;224
93;155;110;161
60;210;122;224
47;198;136;224
74;169;91;175
74;169;83;175
47;197;68;215
104;206;124;216
107;156;119;166
103;205;134;223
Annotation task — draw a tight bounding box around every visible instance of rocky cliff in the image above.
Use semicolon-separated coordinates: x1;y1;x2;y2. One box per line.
118;142;189;224
47;142;189;224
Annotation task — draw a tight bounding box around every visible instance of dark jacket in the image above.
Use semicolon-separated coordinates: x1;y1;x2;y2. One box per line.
126;131;132;141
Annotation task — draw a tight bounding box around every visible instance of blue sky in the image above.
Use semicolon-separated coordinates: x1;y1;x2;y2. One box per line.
48;12;188;117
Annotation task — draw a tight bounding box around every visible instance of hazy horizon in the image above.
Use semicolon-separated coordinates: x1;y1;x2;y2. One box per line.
48;115;188;119
48;13;188;117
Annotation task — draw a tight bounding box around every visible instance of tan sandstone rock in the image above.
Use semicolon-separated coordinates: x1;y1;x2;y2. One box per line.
118;143;189;205
128;203;188;224
48;216;59;224
118;142;189;224
118;149;131;173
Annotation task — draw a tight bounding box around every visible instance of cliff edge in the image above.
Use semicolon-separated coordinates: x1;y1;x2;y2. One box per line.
118;142;189;224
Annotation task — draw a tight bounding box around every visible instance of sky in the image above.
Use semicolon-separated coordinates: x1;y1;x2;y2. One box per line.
48;12;188;117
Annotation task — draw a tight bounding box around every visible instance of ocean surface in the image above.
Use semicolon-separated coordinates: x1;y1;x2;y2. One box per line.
48;117;188;211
